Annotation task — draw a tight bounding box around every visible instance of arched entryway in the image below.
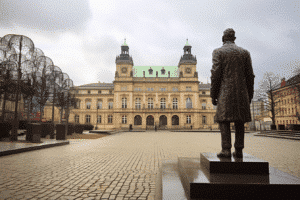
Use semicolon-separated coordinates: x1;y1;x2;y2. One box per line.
146;115;154;125
159;115;167;126
134;115;142;125
172;115;179;125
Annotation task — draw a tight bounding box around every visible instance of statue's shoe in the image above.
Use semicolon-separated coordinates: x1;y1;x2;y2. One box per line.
217;150;231;158
233;151;243;158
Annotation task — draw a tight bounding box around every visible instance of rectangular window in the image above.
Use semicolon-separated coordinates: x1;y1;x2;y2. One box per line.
202;91;206;94
135;98;141;109
186;115;191;124
108;115;113;123
109;90;113;94
108;102;113;109
186;86;191;91
147;88;154;92
122;115;127;124
148;98;153;109
173;98;178;109
98;90;101;94
75;115;79;123
172;87;178;92
134;87;142;92
160;98;166;109
122;98;127;109
97;115;101;123
213;105;217;110
202;103;206;110
160;88;166;92
202;116;206;124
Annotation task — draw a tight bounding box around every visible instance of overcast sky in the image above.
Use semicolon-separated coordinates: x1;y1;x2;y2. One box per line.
1;0;299;91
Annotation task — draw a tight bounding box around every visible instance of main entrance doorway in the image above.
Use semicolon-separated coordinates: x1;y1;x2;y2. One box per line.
159;115;167;129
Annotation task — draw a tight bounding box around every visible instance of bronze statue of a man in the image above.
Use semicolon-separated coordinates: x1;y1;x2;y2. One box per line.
210;28;255;158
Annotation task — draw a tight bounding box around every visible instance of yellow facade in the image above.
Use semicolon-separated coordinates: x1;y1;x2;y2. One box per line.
271;78;300;127
46;41;253;130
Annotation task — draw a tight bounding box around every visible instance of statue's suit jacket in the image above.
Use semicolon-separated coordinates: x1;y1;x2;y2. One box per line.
210;41;255;123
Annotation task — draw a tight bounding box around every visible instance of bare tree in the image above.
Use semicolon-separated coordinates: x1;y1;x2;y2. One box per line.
3;34;35;140
257;72;282;127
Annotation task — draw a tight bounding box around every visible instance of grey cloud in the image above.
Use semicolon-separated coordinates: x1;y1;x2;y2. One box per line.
0;0;91;33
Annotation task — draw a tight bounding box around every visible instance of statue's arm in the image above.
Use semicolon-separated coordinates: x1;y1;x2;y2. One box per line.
210;49;223;101
245;51;255;102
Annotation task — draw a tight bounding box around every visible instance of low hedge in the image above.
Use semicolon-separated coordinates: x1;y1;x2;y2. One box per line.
83;124;94;130
74;124;84;134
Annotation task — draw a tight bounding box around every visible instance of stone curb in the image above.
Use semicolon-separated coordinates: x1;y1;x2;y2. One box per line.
0;140;70;157
254;134;300;141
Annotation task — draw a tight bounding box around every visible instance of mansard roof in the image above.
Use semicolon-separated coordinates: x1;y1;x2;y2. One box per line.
133;66;179;77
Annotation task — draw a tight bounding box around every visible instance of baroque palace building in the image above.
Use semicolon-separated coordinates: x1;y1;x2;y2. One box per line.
44;40;238;130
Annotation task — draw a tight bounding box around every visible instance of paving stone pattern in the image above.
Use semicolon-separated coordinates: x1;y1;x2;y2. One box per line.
0;131;299;200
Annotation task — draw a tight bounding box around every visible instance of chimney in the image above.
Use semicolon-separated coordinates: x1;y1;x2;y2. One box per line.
156;71;158;77
168;71;170;78
143;71;145;77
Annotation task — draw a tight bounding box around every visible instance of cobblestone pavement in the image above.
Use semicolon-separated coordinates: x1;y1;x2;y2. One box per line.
0;131;299;200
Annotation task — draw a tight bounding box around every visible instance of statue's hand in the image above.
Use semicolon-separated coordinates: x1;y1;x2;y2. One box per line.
212;99;218;106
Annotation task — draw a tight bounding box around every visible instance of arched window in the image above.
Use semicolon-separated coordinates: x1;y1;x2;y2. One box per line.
108;115;113;123
135;98;141;109
160;98;166;109
186;98;192;109
86;102;91;109
186;115;191;124
122;98;127;109
122;115;127;124
75;115;79;123
148;98;153;109
86;115;91;123
97;115;101;123
173;98;178;109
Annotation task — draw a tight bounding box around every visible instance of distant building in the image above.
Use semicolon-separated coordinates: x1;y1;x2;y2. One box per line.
44;40;250;130
271;75;300;128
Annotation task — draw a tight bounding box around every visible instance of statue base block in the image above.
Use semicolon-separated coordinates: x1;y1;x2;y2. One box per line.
175;153;300;200
200;152;269;174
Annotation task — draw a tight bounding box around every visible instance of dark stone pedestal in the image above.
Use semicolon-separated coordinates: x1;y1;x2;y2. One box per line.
175;153;300;200
200;152;269;174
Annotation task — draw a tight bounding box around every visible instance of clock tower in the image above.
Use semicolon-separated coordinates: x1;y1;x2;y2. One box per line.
178;39;198;79
115;39;134;80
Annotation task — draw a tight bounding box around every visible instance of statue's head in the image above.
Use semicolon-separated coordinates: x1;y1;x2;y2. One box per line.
222;28;236;42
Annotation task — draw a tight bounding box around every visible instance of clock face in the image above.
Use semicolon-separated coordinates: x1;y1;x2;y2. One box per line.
185;67;191;73
122;67;127;73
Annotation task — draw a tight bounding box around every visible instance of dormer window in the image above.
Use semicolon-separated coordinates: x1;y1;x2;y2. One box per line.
161;68;166;75
148;68;153;75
